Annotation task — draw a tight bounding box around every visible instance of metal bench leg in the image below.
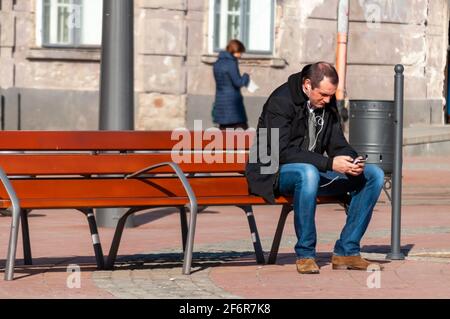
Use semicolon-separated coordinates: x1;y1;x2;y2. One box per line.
4;206;20;281
383;185;392;203
238;205;265;264
21;209;32;265
80;209;105;270
1;167;21;281
105;209;136;270
179;207;188;252
125;161;197;275
182;203;197;275
268;204;292;265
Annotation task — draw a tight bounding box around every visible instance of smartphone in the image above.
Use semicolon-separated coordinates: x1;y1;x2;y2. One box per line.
353;158;367;164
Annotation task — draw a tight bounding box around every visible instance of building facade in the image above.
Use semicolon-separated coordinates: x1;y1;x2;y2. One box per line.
0;0;449;130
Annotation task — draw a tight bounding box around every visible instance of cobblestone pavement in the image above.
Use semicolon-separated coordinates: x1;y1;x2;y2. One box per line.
93;252;246;299
91;223;450;299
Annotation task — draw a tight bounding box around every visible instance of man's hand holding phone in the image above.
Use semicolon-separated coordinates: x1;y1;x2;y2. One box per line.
332;156;365;176
349;156;366;176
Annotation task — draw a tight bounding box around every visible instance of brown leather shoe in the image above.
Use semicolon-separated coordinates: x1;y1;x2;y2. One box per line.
296;258;320;274
331;255;384;271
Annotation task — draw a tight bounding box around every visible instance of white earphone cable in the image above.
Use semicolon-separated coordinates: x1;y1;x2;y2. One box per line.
308;108;325;152
319;176;340;188
304;102;340;188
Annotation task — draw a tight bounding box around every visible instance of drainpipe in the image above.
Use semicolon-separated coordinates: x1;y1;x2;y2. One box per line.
336;0;349;121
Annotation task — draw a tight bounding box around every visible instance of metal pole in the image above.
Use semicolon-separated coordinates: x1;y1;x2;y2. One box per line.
387;64;405;260
336;0;349;101
97;0;135;228
336;0;350;122
1;94;5;130
17;93;21;131
99;0;134;130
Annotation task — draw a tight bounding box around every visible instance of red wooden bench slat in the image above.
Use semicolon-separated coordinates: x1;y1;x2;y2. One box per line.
0;177;255;199
0;195;343;210
0;177;346;209
0;154;247;175
0;131;255;151
0;197;282;209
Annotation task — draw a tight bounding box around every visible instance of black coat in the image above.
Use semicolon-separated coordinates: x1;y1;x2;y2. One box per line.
245;66;358;204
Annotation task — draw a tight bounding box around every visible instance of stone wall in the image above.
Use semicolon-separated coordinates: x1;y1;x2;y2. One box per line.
186;0;449;128
0;0;16;89
135;0;188;130
0;0;101;130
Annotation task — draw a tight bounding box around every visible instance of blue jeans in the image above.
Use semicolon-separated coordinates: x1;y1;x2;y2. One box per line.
278;163;384;258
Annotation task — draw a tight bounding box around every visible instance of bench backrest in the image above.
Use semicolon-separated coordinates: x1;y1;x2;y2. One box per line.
0;130;255;175
0;131;269;209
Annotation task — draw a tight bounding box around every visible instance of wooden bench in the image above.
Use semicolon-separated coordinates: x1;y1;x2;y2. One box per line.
0;130;348;281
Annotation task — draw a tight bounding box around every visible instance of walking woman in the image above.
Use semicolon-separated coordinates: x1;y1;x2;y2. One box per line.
212;39;250;130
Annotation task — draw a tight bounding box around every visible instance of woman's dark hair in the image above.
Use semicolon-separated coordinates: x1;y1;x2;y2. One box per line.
302;62;339;89
226;39;246;54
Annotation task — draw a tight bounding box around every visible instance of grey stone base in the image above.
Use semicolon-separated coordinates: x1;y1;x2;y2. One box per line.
404;99;445;127
404;140;450;156
0;87;100;130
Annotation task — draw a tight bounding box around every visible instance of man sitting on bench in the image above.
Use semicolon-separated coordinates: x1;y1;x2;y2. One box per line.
245;62;385;274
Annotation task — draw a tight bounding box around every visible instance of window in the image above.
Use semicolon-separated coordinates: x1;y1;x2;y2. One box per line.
212;0;275;54
37;0;103;47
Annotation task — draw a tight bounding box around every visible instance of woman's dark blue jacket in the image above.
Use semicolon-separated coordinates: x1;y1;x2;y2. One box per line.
213;51;250;125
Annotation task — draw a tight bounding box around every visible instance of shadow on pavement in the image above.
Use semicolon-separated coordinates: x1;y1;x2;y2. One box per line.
361;244;415;256
133;207;220;227
0;251;260;279
2;244;412;280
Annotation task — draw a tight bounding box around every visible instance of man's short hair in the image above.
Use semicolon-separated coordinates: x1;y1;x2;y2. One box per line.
302;62;339;89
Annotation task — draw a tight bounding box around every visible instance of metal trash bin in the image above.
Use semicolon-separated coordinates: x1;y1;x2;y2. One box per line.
349;100;395;174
